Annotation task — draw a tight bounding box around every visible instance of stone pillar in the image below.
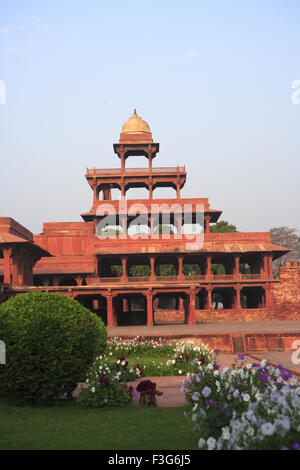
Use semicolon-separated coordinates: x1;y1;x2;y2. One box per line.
206;286;212;309
93;299;99;310
121;256;128;283
206;254;212;279
106;292;115;327
188;289;196;325
176;183;181;199
268;255;273;279
148;146;152;171
149;255;156;281
146;290;153;326
2;247;12;285
179;296;184;312
178;255;184;280
235;284;241;309
263;254;268;278
149;182;153;199
234;254;241;278
120;149;125;173
204;215;211;234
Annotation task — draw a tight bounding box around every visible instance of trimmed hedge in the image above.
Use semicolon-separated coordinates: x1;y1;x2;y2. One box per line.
0;292;107;406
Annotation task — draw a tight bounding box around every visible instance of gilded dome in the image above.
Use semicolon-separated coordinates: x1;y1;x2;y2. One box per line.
121;109;151;135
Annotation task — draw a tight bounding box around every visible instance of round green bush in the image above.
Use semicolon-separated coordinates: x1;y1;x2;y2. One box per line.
0;292;107;406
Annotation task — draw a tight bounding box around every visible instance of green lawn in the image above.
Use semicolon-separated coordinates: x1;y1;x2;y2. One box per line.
0;399;197;450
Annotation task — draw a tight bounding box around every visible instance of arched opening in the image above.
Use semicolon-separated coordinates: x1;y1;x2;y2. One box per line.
155;255;178;277
127;256;150;278
98;256;122;278
212;287;235;309
59;276;77;286
125;185;149;200
125;154;149;168
241;287;265;308
152;186;177;199
196;288;207;310
211;255;235;276
240;254;263;275
153;292;187;324
75;294;107;324
114;293;147;326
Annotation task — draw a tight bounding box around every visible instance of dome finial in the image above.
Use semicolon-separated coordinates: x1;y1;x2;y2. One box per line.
133;108;137;115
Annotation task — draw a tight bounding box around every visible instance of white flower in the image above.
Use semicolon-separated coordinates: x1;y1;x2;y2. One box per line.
233;389;239;398
242;393;250;402
192;392;200;401
247;426;255;437
178;370;182;375
202;386;212;398
261;422;275;436
222;427;230;440
91;387;95;393
198;438;206;448
207;437;216;450
207;363;213;370
260;359;267;367
86;378;89;383
255;392;262;401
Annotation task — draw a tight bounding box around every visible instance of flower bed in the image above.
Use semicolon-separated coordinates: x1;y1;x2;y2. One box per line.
77;337;214;407
182;353;300;450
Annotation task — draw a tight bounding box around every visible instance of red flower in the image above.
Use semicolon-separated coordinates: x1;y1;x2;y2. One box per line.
99;376;111;388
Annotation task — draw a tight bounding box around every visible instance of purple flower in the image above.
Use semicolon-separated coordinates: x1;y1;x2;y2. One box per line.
292;443;300;451
281;446;289;450
260;373;268;382
103;398;108;403
214;349;220;355
238;354;245;360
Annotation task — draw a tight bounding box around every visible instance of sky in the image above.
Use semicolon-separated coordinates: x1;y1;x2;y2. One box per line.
0;0;299;235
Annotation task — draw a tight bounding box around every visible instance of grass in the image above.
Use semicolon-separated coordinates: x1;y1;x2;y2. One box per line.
0;398;197;450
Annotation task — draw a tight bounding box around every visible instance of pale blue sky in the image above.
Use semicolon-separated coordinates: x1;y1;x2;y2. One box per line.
0;0;299;234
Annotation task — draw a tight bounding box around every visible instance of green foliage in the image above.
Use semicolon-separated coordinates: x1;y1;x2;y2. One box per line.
129;265;150;277
154;224;175;235
155;264;176;276
77;379;132;408
183;264;201;275
210;221;238;233
0;292;107;406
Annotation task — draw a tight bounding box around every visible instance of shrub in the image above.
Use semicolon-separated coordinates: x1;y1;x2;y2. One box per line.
0;292;107;406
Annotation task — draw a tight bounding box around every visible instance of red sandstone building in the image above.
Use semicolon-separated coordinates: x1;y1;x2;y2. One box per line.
0;110;296;326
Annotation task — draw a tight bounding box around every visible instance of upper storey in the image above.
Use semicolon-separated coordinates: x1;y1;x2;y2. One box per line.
85;110;187;202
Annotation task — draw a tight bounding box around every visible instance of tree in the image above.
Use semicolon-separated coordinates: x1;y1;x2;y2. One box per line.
270;227;300;277
210;220;238;233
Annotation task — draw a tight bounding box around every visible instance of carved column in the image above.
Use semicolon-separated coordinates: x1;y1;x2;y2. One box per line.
121;256;128;283
106;291;115;327
268;255;273;280
204;215;211;234
149;255;156;281
2;247;12;285
188;288;196;325
178;255;184;280
146;289;153;326
235;284;241;309
263;254;268;278
206;285;212;309
234;254;241;279
206;254;212;279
